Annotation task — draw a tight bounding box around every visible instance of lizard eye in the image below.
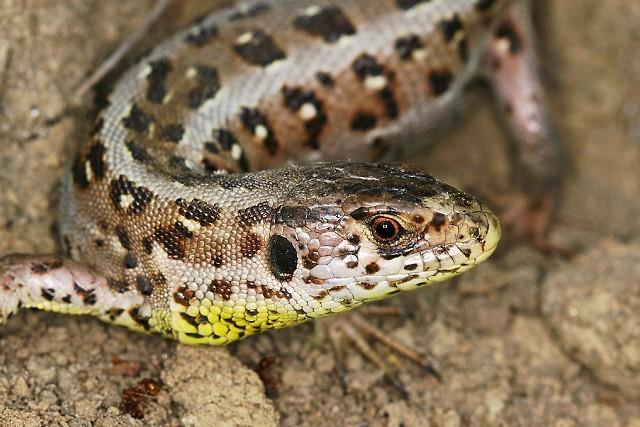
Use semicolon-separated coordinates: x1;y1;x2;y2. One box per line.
370;216;403;243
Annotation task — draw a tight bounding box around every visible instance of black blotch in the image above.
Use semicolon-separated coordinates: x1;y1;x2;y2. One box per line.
233;29;286;66
315;71;334;88
125;140;151;162
268;235;298;281
110;175;154;215
440;14;463;42
476;0;496;11
153;226;187;260
379;87;399;118
159;123;185;143
395;34;423;60
72;154;89;188
430;212;447;231
428;69;453;96
395;0;431;10
460;248;472;258
88;142;106;179
404;263;418;271
135;275;153;296
458;37;469;61
350;112;377;131
129;307;150;330
124;252;138;269
495;20;523;54
122;103;153;134
41;288;55;301
365;262;380;274
188;65;221;109
204;142;219;153
62;295;72;303
146;58;172;103
293;7;356;43
213;128;238;151
349;207;369;221
282;86;327;149
185;24;218;46
239;107;278;154
142;237;154;255
352;54;383;80
176;198;220;227
115;225;131;250
238;201;273;226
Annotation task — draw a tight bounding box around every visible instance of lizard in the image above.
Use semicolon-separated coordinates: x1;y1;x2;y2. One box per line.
0;0;560;347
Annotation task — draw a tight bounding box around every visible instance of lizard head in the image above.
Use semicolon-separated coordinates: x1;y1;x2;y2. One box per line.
264;162;501;319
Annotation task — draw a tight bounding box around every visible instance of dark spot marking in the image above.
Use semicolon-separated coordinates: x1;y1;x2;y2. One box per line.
188;65;221;109
268;235;298;281
315;71;334;87
62;295;72;303
153;226;187;260
430;212;447;231
123;252;137;269
208;279;232;300
238;202;273;226
233;29;285;66
159;123;185;143
125;140;151;162
495;20;523;54
142;237;154;255
350;112;377;131
174;285;193;306
115;225;131;250
74;282;97;305
41;288;55;301
204;142;219;153
135;275;153;296
240;233;262;258
352;54;383;80
378;87;399;118
347;234;361;244
72;154;89;188
110;175;154;215
213;128;238;151
108;278;129;293
428;69;453;96
476;0;497;11
395;0;431;10
122;103;153;134
346;260;358;269
282;86;327;149
440;14;463;42
274;206;310;228
88;142;106;179
293;7;356;43
146;58;172;103
404;263;418;271
212;254;224;268
129;307;150;330
460;248;472;258
365;262;380;274
240;107;278;154
31;263;47;274
95;239;105;247
176;198;220;227
185;24;218;46
458;37;469;60
395;35;423;60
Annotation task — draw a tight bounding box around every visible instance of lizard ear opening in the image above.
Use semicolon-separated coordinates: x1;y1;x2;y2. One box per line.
268;235;298;281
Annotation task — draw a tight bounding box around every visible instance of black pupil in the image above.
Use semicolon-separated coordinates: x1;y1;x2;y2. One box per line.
375;220;397;240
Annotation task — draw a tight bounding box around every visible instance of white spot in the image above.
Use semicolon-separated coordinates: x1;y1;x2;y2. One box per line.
84;161;93;182
254;124;268;141
304;5;321;16
412;48;428;61
185;67;197;79
495;38;511;55
179;218;201;234
365;75;388;91
298;102;318;120
138;64;152;79
119;193;135;210
230;144;243;160
236;31;254;45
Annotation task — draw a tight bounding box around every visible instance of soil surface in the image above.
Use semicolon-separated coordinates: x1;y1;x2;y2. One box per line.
0;1;638;426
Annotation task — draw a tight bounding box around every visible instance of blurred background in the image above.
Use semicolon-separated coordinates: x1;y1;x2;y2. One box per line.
0;1;638;425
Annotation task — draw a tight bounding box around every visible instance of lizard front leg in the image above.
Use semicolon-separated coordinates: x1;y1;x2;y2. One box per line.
0;254;149;330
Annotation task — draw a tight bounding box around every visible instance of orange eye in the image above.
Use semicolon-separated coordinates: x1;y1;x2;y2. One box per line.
371;216;403;243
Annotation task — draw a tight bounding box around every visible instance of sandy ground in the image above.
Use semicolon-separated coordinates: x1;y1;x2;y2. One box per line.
0;1;639;426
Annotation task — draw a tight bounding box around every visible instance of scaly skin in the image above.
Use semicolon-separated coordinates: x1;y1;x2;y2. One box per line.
0;0;564;345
